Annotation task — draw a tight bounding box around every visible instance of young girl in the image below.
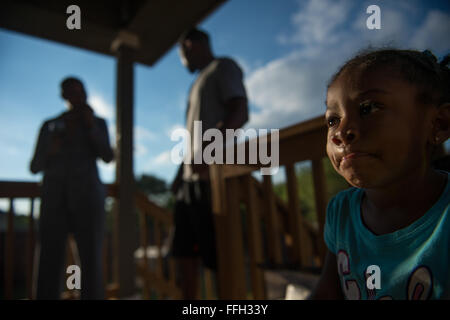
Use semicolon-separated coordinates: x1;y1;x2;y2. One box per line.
311;49;450;300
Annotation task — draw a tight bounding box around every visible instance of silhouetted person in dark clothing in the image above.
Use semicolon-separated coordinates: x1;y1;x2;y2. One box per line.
171;28;248;299
30;77;114;299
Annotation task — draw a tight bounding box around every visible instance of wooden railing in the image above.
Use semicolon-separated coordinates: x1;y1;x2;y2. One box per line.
133;190;181;299
2;115;338;300
209;115;330;299
0;181;40;300
0;182;180;300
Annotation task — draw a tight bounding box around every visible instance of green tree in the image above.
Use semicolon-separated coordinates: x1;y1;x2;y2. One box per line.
136;174;168;194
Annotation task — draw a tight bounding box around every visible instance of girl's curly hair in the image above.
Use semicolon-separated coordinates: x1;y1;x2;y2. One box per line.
329;49;450;107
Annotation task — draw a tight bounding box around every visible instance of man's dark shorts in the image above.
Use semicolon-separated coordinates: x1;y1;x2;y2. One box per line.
171;180;217;270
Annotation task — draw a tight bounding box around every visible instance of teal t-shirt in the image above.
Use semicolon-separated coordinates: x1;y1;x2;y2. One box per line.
324;173;450;300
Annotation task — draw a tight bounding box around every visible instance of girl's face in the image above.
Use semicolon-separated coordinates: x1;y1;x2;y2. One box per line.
325;66;436;189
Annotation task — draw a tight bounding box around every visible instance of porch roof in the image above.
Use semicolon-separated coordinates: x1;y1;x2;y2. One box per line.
0;0;226;66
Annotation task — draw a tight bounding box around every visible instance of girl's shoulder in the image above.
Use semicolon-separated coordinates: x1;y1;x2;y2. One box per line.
328;187;363;212
325;187;363;228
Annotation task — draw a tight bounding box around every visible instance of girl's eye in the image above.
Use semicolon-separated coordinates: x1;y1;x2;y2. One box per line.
326;116;340;128
359;101;380;116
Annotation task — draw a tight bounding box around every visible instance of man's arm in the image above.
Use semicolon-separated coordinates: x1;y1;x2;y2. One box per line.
309;249;344;300
30;123;48;174
88;118;114;163
219;96;248;131
190;96;248;176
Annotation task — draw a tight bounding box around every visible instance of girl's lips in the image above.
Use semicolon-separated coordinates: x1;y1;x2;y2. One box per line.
339;152;373;167
342;152;370;161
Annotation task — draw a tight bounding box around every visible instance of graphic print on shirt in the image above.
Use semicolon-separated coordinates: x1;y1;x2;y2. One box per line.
364;269;377;300
337;250;361;299
407;266;433;300
336;250;434;299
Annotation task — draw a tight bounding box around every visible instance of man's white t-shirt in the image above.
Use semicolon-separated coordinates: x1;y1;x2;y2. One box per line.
183;57;247;181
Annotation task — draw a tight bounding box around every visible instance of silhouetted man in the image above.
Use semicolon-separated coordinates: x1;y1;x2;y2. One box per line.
30;77;113;299
171;28;248;299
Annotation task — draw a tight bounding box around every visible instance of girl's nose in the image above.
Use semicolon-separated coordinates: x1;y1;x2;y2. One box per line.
331;125;359;146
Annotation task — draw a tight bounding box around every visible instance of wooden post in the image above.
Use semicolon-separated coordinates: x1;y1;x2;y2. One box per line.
311;158;328;265
227;177;247;299
154;220;164;299
285;164;314;268
262;176;283;266
209;164;229;299
27;198;35;299
244;175;266;299
139;210;150;299
210;165;247;299
5;198;15;299
114;43;139;297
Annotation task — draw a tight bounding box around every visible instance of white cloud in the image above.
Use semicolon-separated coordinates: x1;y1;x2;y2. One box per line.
166;124;185;139
153;151;171;164
135;126;156;142
133;126;157;157
88;93;114;121
245;49;344;130
411;10;450;54
245;0;450;130
134;143;148;156
104;122;156;157
278;0;353;46
146;150;173;170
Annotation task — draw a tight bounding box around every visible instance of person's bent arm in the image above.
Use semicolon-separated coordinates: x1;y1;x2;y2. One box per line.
191;96;248;176
30;123;49;174
219;97;248;131
89;118;114;163
309;249;344;300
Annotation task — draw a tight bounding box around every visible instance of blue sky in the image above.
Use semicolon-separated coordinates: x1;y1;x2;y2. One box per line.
1;0;449;192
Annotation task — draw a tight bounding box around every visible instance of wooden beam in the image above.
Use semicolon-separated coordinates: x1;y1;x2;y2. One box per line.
0;181;41;198
114;44;138;298
285;164;314;267
5;199;15;299
262;176;283;266
226;177;247;299
26;198;36;300
209;164;230;298
210;165;248;299
0;0;228;67
311;159;328;265
243;175;266;299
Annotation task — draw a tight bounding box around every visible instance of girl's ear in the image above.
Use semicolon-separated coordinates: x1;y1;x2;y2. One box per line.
431;102;450;145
